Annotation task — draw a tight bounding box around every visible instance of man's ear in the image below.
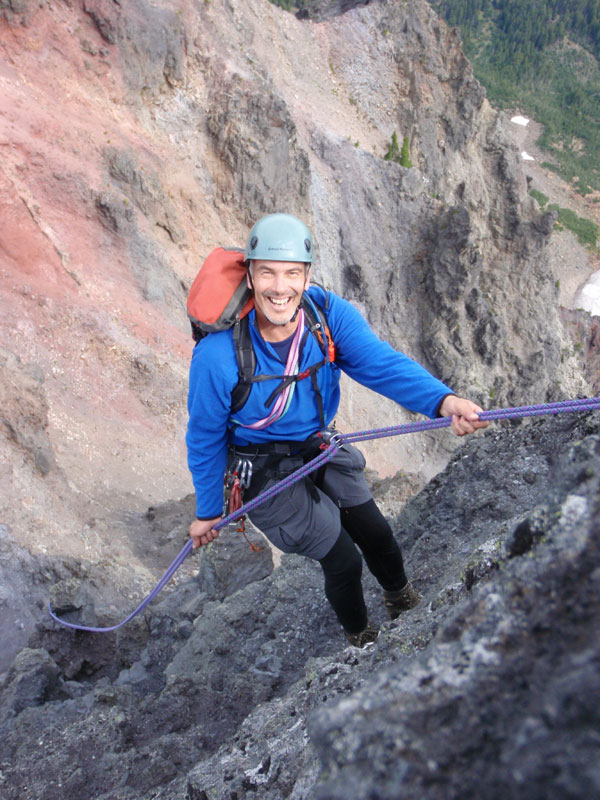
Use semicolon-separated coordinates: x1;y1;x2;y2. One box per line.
246;263;254;291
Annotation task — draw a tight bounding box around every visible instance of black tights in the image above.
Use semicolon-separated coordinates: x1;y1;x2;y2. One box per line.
318;499;408;634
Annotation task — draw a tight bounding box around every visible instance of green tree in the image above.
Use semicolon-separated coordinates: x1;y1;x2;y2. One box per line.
383;132;413;168
384;131;401;162
400;136;413;168
429;0;600;192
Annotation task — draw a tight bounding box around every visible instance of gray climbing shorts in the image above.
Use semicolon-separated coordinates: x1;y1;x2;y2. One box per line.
246;443;372;561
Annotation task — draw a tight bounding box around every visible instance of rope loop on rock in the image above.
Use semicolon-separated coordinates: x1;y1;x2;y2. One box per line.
48;395;600;633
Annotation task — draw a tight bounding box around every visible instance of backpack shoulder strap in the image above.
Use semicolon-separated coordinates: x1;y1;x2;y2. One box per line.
302;292;335;363
231;316;256;415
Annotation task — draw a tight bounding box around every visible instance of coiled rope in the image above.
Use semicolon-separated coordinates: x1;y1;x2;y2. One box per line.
48;396;600;632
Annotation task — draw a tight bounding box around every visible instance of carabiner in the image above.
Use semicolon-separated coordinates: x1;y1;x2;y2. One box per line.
318;427;343;450
239;458;253;489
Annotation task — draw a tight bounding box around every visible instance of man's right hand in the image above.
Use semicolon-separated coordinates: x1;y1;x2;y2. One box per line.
189;517;222;549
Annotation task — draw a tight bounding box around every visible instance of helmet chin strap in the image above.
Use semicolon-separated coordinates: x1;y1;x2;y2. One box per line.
246;265;254;293
289;293;304;323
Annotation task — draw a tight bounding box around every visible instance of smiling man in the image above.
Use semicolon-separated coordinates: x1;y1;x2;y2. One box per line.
186;213;487;646
248;258;309;333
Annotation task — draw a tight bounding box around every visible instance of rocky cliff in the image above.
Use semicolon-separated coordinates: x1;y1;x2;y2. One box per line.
1;410;599;799
1;0;598;797
0;0;588;556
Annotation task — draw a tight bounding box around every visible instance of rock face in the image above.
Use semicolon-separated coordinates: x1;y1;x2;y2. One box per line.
295;0;374;21
1;410;598;799
0;347;55;477
0;0;589;566
1;0;599;796
560;307;600;394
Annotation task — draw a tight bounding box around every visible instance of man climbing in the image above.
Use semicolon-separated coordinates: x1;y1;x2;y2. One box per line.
186;213;487;646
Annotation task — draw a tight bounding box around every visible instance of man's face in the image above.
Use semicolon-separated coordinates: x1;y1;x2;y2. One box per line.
248;260;311;329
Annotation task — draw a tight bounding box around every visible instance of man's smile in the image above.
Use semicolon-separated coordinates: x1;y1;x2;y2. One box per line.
265;295;295;309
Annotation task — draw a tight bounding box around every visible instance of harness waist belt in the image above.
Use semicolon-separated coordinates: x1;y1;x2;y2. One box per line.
231;437;321;458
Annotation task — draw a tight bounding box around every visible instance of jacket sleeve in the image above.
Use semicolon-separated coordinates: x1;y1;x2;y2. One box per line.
325;292;452;419
186;335;237;518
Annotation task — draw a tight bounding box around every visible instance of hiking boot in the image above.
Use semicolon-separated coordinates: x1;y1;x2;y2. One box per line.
383;582;421;620
344;623;379;648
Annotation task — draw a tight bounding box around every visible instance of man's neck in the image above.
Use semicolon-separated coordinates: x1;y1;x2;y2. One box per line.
255;311;300;342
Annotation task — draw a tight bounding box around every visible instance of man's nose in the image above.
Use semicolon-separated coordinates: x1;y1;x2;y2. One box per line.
271;273;288;293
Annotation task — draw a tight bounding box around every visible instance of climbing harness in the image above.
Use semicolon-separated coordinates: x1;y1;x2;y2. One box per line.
48;395;600;632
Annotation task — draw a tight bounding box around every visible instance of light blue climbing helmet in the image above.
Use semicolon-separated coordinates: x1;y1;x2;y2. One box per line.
244;213;314;263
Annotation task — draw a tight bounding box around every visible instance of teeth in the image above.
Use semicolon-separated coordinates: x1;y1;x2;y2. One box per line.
269;298;289;306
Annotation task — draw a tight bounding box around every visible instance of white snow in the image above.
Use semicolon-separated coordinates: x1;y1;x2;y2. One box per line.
521;151;535;161
511;115;530;126
576;269;600;317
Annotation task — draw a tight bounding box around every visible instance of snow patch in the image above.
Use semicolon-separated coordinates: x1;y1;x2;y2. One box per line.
521;151;535;161
511;115;530;126
576;269;600;317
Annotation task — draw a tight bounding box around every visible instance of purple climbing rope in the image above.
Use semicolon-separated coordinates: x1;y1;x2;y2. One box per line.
341;396;600;444
48;541;194;633
48;395;600;632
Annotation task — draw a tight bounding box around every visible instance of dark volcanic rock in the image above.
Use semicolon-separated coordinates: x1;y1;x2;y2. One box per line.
1;411;599;800
103;146;185;244
185;410;600;799
84;0;186;93
0;553;340;799
0;525;70;675
0;348;56;476
205;67;311;226
0;0;32;25
295;0;374;21
561;307;600;394
307;420;600;800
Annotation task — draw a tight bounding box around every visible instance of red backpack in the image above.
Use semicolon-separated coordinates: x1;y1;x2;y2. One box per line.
187;247;253;338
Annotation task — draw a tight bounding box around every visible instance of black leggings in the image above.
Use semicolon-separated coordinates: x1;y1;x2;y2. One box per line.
318;499;408;634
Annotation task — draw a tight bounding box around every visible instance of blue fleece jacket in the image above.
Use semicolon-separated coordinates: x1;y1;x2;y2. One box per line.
186;286;452;518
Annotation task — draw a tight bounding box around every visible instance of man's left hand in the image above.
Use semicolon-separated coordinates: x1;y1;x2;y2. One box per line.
439;395;489;437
